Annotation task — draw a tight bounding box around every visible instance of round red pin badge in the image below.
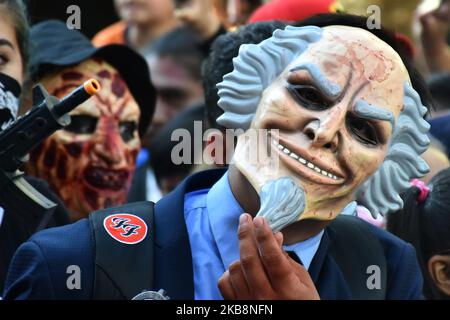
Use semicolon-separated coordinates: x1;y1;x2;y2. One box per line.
103;213;148;244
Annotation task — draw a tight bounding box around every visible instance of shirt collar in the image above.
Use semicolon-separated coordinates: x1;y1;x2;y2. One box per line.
206;171;243;270
283;230;324;270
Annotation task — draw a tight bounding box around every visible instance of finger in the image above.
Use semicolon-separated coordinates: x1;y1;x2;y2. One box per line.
218;270;237;300
274;231;283;248
286;255;316;289
237;214;272;294
228;261;251;299
254;217;297;290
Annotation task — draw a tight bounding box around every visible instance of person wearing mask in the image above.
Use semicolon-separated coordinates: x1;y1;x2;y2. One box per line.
4;14;431;300
0;0;70;293
24;20;155;221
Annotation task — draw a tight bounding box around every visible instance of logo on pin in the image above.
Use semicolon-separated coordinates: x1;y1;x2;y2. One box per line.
103;213;148;244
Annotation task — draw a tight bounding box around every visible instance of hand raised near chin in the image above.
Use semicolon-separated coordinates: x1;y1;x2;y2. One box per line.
218;213;320;300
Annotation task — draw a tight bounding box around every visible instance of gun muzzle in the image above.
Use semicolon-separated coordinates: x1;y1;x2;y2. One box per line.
52;79;100;118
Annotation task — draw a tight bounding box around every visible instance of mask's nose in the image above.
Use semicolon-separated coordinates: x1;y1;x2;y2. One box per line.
303;106;346;151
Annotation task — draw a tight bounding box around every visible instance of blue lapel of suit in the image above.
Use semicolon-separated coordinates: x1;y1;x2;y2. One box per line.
153;168;227;300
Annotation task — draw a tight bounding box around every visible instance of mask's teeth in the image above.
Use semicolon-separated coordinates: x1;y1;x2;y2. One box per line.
275;140;341;180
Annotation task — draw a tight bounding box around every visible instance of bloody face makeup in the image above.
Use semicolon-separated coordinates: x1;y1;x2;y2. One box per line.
27;58;141;221
232;26;411;222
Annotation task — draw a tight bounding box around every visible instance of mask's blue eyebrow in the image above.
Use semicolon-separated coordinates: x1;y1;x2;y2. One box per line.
354;100;395;128
289;62;341;99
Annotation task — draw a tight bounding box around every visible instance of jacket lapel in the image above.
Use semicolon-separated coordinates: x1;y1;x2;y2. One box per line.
308;227;332;283
308;225;353;299
153;168;226;299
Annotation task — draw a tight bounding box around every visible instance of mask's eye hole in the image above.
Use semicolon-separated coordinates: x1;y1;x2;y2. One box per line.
119;121;137;142
65;115;97;134
287;84;330;110
347;114;379;146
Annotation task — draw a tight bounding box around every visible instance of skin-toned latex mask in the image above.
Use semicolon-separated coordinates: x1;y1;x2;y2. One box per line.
217;25;430;231
27;58;141;221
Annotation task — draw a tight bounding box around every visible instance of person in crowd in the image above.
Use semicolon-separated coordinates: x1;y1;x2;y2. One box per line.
420;0;450;73
144;27;205;146
128;104;206;201
92;0;180;53
387;168;450;299
174;0;224;40
177;0;263;30
4;14;432;300
24;20;155;221
0;0;69;293
127;27;206;202
129;0;228;201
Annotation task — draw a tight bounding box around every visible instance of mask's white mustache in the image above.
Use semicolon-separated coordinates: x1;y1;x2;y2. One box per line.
256;177;305;232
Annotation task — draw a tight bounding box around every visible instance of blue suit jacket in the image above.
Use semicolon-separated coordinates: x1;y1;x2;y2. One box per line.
3;169;423;300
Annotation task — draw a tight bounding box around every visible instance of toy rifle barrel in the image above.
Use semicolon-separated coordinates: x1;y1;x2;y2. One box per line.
0;78;101;209
52;79;100;118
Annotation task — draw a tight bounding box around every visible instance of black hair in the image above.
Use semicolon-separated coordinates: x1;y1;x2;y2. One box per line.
203;13;433;131
0;0;30;74
203;20;287;131
387;168;450;300
145;26;205;82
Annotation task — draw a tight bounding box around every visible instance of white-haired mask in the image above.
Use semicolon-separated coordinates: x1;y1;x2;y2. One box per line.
217;25;430;232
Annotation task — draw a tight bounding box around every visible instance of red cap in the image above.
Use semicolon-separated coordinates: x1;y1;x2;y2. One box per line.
248;0;344;24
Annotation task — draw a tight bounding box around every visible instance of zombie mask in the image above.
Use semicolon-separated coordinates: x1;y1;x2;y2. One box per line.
217;26;430;231
27;58;141;221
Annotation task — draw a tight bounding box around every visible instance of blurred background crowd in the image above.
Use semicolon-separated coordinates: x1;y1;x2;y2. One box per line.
1;0;450;299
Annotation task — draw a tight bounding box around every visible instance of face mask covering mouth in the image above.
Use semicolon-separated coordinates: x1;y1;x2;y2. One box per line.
0;72;21;131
